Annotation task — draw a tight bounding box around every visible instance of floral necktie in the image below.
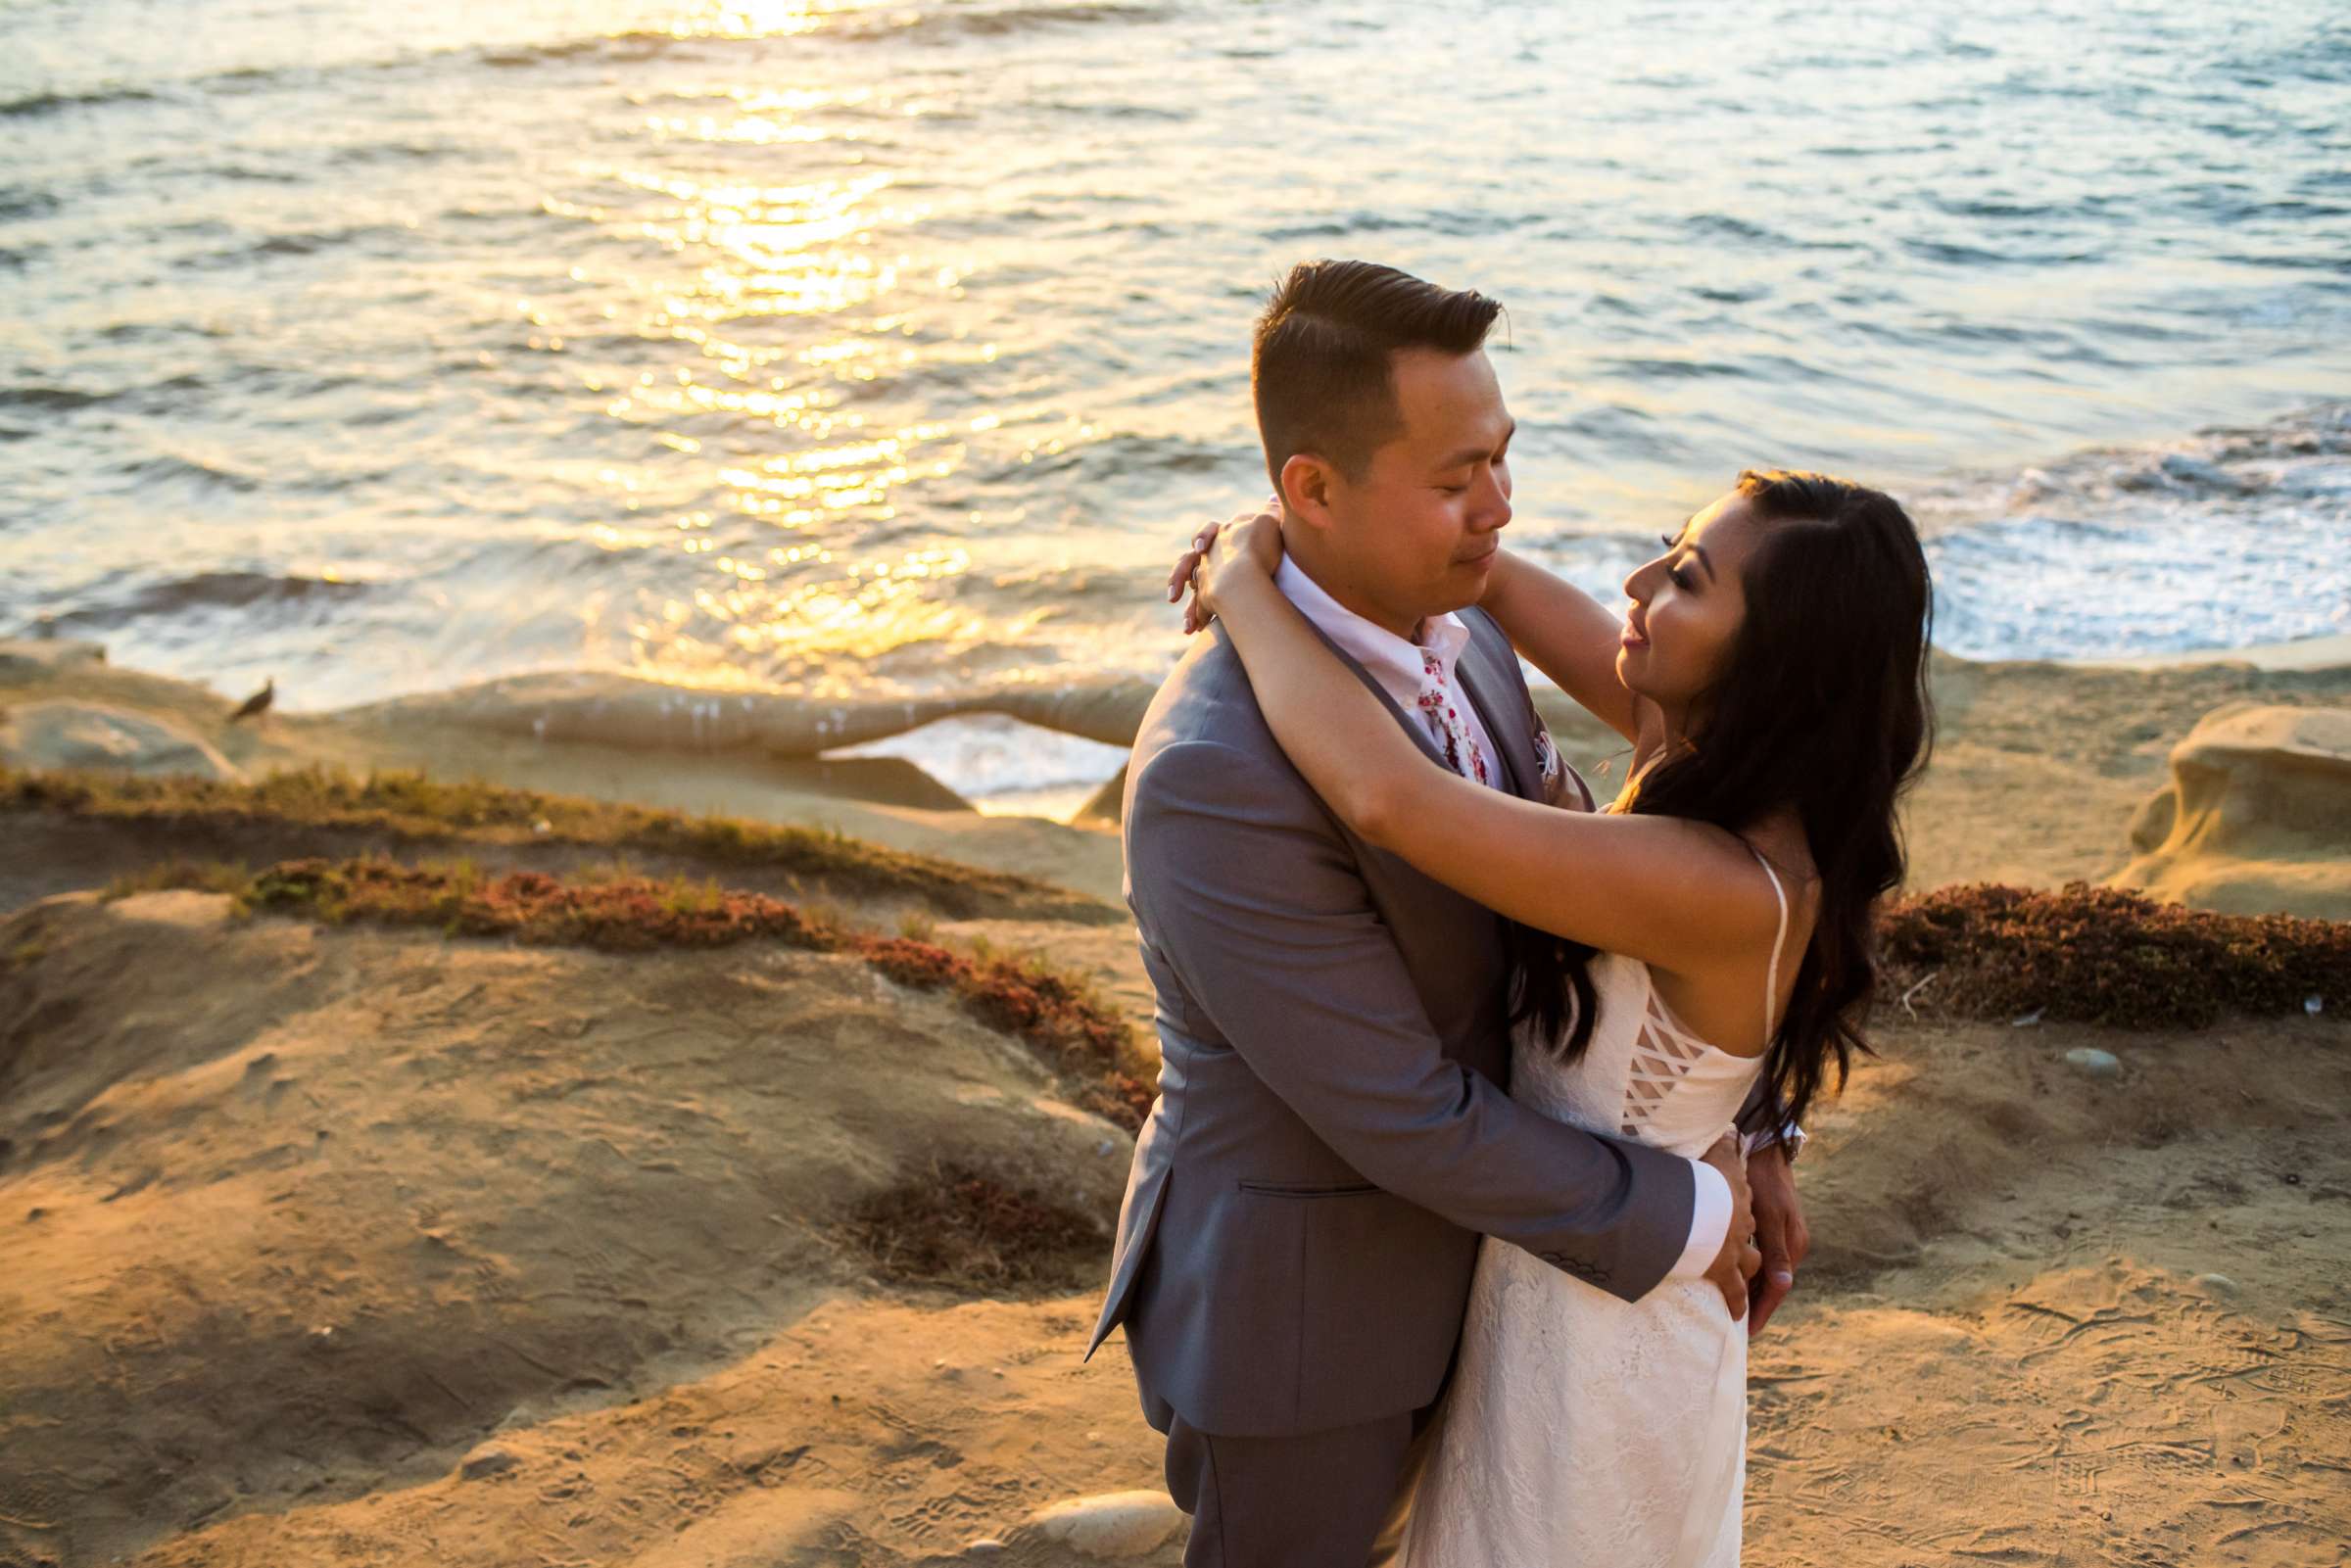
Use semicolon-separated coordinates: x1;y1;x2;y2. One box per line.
1416;648;1490;786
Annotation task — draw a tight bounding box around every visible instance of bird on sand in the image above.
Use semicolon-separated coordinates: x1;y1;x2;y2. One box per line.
228;677;274;723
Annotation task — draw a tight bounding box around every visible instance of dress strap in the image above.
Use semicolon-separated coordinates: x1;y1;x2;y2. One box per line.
1748;844;1791;1041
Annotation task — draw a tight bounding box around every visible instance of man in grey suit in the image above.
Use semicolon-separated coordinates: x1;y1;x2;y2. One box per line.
1084;260;1806;1565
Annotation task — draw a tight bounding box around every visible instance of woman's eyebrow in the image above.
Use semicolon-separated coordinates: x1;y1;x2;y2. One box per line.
1664;517;1715;582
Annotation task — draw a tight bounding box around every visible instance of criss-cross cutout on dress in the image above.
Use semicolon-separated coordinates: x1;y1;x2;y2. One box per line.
1617;844;1791;1139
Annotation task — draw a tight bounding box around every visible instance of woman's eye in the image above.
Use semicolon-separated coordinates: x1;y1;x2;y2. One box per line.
1667;565;1694;591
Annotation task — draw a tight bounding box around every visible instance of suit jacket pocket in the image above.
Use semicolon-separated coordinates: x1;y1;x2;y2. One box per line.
1236;1180;1382;1199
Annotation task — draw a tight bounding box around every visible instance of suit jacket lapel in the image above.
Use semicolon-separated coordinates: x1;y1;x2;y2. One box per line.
1296;616;1455;774
1279;607;1536;795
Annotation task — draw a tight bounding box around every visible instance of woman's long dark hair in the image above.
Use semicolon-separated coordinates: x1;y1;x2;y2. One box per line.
1506;468;1936;1133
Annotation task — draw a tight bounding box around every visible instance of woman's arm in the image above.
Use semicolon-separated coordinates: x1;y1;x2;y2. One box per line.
1199;526;1781;978
1477;548;1641;743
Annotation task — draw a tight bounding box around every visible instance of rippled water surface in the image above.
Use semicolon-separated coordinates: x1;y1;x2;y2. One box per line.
4;0;2347;797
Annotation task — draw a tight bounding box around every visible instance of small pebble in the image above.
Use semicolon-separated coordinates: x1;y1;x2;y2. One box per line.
2307;994;2325;1016
2011;1007;2046;1028
2191;1273;2238;1296
458;1447;520;1481
2062;1047;2121;1078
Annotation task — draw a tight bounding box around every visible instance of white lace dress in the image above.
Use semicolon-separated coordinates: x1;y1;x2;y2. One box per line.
1395;847;1790;1568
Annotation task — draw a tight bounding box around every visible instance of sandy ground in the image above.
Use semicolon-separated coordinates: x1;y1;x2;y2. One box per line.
2;640;2347;1566
3;892;2340;1567
0;891;1144;1567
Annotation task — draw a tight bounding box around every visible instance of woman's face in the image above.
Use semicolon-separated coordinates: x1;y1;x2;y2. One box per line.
1616;490;1763;719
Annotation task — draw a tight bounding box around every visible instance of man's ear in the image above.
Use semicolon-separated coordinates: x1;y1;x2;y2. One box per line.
1278;452;1339;532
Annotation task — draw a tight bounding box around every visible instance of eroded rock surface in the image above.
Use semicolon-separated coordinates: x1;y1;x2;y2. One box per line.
0;699;244;781
2110;703;2351;918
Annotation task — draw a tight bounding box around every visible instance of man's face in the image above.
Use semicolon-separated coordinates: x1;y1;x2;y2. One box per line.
1313;347;1514;633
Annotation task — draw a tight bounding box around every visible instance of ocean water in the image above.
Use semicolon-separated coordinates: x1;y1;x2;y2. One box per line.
3;0;2347;804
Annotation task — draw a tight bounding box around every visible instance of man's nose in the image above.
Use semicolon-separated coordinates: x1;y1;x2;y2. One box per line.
1474;469;1511;531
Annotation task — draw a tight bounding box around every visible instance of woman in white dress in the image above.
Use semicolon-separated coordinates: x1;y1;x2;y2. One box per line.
1177;467;1935;1565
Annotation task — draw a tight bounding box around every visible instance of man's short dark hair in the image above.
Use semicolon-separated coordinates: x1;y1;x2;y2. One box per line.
1252;260;1503;487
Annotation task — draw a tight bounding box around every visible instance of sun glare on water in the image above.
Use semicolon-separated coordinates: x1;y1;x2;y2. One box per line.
640;0;910;41
529;1;1077;695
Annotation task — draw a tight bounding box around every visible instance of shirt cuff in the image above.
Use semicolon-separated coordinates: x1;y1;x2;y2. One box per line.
1668;1157;1734;1281
1742;1120;1806;1162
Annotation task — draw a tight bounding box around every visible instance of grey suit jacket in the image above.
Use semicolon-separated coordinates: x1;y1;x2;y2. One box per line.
1085;606;1712;1438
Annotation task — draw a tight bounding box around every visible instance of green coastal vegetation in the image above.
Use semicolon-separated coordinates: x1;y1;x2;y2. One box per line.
0;760;1120;925
1879;882;2348;1030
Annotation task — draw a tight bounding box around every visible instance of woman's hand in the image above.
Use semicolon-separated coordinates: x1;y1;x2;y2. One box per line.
1166;497;1283;635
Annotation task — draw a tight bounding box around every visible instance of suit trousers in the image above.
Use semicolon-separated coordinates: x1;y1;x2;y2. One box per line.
1143;1385;1442;1568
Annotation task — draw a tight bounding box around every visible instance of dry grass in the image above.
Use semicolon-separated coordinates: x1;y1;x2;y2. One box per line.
1;761;1115;923
1877;881;2348;1028
112;855;1153;1129
103;856;255;902
840;1163;1111;1295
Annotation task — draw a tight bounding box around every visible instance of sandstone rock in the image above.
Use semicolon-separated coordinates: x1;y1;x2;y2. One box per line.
0;699;244;781
2108;703;2351;920
1018;1490;1185;1558
1073;765;1128;829
334;669;1157;758
0;638;107;679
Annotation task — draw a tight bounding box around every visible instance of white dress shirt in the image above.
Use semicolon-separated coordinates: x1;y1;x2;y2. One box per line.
1274;558;1734;1284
